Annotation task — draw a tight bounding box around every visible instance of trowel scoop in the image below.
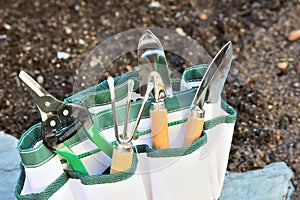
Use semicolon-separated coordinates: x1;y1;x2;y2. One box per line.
138;29;173;98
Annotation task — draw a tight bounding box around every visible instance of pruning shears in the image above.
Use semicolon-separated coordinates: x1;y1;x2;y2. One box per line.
19;71;113;175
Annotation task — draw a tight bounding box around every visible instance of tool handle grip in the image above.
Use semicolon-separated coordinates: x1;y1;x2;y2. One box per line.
110;147;133;174
182;116;204;147
150;109;169;149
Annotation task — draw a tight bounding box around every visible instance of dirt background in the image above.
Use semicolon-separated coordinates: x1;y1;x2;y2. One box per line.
0;0;299;199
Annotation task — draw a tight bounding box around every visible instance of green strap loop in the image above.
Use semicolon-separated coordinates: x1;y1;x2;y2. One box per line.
55;145;89;176
86;124;113;158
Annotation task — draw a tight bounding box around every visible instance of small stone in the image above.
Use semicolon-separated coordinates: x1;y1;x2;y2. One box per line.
268;105;273;110
234;151;241;159
149;0;160;8
78;38;85;45
102;71;110;78
23;46;32;51
277;62;288;70
126;65;132;72
292;163;300;175
89;57;99;67
296;143;300;153
199;13;207;20
101;18;110;26
3;23;11;30
37;75;44;84
74;4;80;11
57;51;70;59
0;131;21;199
288;29;300;41
0;34;7;39
64;26;72;34
297;63;300;74
222;162;294;200
245;77;251;84
175;12;182;18
176;27;186;36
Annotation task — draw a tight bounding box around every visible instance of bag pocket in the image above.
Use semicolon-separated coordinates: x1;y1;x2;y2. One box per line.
16;124;75;198
15;165;76;200
139;130;214;200
135;100;236;200
67;153;147;200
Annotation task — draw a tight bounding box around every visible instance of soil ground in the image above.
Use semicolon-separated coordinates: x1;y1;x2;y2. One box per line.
0;0;299;199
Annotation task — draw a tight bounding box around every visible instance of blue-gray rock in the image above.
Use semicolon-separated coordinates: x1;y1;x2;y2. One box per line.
221;162;294;200
0;131;20;200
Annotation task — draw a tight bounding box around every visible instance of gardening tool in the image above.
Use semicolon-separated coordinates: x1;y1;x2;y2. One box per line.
123;79;135;139
19;71;113;175
108;77;153;173
148;71;170;148
138;29;173;97
206;44;233;103
138;29;172;149
182;41;232;147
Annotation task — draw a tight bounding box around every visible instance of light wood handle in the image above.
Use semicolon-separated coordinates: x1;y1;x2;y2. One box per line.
182;116;204;147
150;109;169;149
110;146;133;174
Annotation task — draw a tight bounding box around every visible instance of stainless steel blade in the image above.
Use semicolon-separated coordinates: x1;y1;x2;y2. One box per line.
148;71;166;102
123;79;134;139
190;41;232;110
138;29;173;97
206;41;232;103
19;71;49;98
19;70;60;120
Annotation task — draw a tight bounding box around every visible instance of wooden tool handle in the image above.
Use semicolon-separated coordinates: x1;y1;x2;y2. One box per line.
110;146;133;174
150;109;169;149
182;116;204;147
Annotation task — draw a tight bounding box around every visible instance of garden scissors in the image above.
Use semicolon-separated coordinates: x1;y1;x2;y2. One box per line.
19;71;113;175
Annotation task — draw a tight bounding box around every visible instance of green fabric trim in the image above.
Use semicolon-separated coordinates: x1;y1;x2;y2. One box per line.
67;153;138;185
135;118;188;137
18;122;90;167
65;70;182;106
182;64;208;83
15;163;68;200
59;117;193;164
90;88;195;134
60;148;101;164
136;133;207;158
77;77;182;108
19;98;236;167
18;123;55;168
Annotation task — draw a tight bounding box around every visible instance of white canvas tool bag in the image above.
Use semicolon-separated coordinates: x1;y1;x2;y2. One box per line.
15;65;236;200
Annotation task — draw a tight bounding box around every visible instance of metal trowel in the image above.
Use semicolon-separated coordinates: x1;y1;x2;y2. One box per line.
182;41;232;147
138;29;173;148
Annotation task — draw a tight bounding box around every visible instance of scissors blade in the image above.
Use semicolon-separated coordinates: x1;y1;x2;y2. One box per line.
19;71;49;97
19;71;60;114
